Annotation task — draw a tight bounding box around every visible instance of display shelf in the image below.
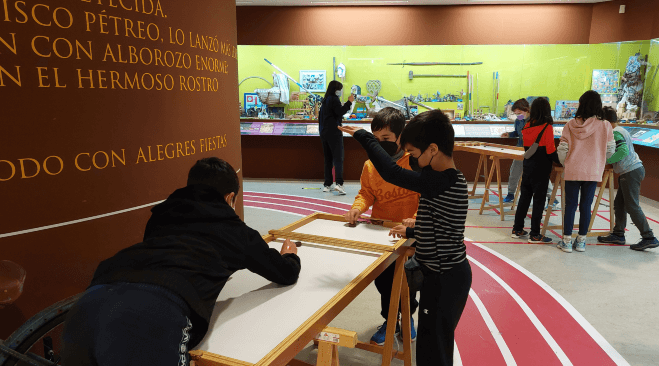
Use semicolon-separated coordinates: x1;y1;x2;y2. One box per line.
239;119;659;148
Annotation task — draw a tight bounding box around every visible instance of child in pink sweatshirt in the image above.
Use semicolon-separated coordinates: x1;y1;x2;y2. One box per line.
556;90;615;253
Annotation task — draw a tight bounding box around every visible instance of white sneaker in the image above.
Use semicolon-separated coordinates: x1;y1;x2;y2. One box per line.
322;185;332;192
334;184;347;195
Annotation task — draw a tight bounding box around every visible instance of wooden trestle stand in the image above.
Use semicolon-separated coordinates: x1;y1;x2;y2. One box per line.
455;142;525;220
541;166;615;238
189;213;415;366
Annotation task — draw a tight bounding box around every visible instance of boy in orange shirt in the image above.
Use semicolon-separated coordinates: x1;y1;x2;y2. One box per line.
344;107;420;345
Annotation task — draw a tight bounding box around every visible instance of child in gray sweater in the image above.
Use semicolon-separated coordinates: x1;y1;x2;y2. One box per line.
597;107;658;251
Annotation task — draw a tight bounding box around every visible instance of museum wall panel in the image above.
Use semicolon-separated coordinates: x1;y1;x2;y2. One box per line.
590;0;659;44
236;5;594;46
0;0;240;337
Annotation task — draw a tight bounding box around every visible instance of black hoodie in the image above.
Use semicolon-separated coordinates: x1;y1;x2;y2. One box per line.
89;184;301;347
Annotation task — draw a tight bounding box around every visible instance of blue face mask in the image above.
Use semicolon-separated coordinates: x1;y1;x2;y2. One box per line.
335;90;343;97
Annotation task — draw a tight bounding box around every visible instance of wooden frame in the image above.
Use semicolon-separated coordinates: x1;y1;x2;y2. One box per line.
455;142;525;220
541;166;615;238
190;213;414;366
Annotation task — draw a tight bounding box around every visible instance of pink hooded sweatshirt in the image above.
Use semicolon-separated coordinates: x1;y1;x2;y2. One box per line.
557;117;614;182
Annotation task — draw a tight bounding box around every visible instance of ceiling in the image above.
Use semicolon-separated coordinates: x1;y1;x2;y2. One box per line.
236;0;611;6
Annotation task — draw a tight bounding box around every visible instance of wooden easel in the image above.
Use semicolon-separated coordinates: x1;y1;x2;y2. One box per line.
190;213;414;366
455;142;525;220
541;166;615;238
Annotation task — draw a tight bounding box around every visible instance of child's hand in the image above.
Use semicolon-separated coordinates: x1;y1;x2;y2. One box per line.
402;218;416;228
338;126;364;136
501;132;509;138
344;209;362;224
280;239;298;255
389;225;408;239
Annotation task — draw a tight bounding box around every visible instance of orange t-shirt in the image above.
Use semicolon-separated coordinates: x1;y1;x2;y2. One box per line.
351;153;420;222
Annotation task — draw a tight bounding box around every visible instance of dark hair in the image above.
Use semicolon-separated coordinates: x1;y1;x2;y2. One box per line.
527;97;554;127
324;80;343;100
187;157;239;197
511;98;530;112
372;107;405;138
602;106;618;123
400;110;454;157
575;90;604;121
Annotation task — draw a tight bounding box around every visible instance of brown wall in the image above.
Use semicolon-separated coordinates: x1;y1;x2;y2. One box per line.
590;0;659;44
1;1;240;337
237;5;594;46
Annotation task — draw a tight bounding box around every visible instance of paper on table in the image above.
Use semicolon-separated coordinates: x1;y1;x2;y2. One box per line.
195;239;381;364
293;219;399;247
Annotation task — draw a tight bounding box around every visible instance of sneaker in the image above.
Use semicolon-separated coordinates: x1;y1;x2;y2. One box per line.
557;240;573;253
398;317;417;342
511;229;528;239
322;185;332;192
597;234;626;245
503;194;515;203
630;237;659;251
529;234;552;244
370;320;399;346
545;200;559;211
334;184;347;195
574;237;586;252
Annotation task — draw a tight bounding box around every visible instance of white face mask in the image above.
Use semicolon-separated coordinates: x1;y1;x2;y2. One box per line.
335;90;342;97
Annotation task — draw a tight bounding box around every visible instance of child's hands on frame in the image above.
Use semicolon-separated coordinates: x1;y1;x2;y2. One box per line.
337;126;364;136
389;225;408;239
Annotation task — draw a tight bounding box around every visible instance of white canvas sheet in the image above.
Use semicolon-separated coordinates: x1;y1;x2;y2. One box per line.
293;219;399;247
469;145;525;157
195;238;381;363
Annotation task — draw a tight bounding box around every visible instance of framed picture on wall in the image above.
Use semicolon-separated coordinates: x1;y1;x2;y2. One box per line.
299;70;327;92
555;100;579;120
592;69;620;95
244;93;263;110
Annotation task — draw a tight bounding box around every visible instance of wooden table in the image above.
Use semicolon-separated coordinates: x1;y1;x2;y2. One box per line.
455;142;525;220
189;213;415;366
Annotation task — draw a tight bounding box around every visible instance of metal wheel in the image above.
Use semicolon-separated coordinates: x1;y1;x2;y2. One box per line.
0;294;82;366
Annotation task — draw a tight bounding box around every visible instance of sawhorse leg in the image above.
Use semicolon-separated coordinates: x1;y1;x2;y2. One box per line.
541;171;562;237
470;154;489;201
479;156;505;220
381;254;412;366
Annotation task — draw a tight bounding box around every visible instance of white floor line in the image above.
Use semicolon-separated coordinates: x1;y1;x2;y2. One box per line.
244;206;305;217
244;191;357;205
467;255;573;366
244;199;334;214
468;289;517;365
468;241;631;366
0;200;164;239
454;341;463;366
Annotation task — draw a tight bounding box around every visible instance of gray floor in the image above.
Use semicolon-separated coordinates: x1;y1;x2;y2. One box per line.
242;179;659;366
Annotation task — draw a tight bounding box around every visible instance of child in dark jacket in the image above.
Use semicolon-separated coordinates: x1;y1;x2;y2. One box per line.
60;158;301;366
512;98;560;243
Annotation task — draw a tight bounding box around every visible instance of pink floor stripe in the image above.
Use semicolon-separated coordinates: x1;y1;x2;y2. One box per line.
244;192;373;215
245;201;317;217
466;241;619;365
244;198;347;216
469;259;562;365
454;295;508;366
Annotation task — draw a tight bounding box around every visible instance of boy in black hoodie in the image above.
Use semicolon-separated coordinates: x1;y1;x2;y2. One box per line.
60;157;301;366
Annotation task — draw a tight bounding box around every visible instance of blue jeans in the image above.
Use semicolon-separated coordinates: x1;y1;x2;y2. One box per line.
563;181;598;236
61;282;194;366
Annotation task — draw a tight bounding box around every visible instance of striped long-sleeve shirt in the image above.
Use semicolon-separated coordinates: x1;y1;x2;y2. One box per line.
353;130;468;273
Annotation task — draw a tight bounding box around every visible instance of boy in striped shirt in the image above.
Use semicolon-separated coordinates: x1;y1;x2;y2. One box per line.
339;110;472;366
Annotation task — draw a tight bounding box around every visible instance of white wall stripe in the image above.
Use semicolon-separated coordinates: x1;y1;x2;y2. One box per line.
468;240;630;366
467;255;574;366
0;200;164;239
468;289;517;365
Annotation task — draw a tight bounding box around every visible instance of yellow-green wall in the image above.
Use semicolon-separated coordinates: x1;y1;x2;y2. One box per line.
238;40;656;116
